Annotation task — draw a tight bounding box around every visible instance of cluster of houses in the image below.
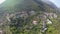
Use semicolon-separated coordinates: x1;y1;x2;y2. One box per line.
44;12;58;19
6;10;36;22
5;11;57;33
32;12;57;32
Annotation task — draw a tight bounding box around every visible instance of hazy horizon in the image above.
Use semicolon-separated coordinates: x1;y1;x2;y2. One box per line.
49;0;60;7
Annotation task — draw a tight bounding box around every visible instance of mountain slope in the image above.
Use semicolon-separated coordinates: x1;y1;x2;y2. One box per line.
0;0;60;34
0;0;58;13
0;0;58;25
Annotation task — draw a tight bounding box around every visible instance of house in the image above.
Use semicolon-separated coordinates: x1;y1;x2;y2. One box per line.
0;30;3;34
41;21;47;32
29;10;36;15
47;19;52;24
53;13;57;18
32;20;38;25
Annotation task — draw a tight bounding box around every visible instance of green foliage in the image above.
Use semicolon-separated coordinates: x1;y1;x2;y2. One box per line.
8;15;43;34
46;17;60;34
46;25;59;34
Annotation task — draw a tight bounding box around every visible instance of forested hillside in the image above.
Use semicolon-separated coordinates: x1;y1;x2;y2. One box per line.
0;0;60;34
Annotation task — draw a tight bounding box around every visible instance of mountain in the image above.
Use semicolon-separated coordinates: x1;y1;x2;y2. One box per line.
0;0;60;34
0;0;58;26
41;0;57;9
0;0;58;13
0;0;58;20
0;0;58;28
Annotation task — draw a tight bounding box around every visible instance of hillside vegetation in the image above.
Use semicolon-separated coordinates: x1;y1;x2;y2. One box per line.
0;0;60;34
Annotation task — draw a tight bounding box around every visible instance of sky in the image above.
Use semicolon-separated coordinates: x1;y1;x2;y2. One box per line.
0;0;5;4
49;0;60;7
